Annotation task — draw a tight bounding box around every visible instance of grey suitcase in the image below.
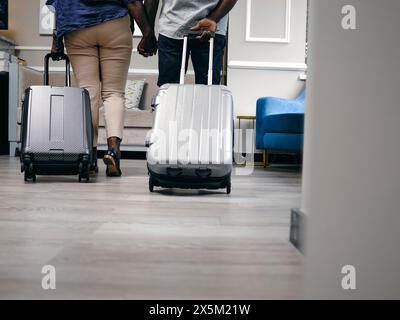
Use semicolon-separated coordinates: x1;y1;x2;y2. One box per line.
20;53;93;182
147;33;234;194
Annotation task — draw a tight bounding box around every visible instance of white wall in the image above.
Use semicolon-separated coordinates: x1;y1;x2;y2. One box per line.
303;0;400;299
2;0;308;94
227;0;307;119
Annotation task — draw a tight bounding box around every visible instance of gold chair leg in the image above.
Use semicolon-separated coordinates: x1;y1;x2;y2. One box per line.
263;150;269;168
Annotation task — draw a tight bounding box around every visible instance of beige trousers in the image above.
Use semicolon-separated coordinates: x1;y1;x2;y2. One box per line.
65;15;132;147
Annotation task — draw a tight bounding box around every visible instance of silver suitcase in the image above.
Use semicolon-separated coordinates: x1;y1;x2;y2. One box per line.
147;33;234;194
20;53;93;182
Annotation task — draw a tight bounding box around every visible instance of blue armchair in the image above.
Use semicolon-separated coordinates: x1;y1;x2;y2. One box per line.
256;89;306;166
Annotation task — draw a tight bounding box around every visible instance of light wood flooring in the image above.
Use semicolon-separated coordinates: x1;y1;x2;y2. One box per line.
0;156;304;299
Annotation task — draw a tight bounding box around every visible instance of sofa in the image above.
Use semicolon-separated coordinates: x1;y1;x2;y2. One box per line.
256;89;306;166
8;62;194;155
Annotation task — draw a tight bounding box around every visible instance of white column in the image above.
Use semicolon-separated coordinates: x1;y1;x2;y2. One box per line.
303;0;400;299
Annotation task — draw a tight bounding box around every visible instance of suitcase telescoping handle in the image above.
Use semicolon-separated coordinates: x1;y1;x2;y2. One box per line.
44;53;71;87
180;31;215;86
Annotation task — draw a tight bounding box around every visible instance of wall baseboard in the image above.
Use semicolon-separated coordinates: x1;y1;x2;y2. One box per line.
29;66;195;76
228;60;307;72
30;66;159;75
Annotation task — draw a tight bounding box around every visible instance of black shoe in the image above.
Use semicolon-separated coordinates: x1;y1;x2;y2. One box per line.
90;147;99;174
103;149;122;177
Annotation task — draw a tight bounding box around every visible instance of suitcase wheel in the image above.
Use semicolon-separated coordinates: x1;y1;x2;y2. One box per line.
78;173;90;183
149;178;154;193
23;163;36;183
78;162;90;183
226;182;231;195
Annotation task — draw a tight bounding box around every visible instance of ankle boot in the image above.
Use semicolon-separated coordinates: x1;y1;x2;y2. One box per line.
103;137;122;177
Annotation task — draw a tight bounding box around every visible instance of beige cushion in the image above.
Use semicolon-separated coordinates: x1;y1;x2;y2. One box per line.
125;79;145;110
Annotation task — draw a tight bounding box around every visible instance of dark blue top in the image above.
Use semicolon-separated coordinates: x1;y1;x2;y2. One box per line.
46;0;138;39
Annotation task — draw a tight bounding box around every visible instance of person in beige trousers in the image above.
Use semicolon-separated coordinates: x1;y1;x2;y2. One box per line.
48;0;157;176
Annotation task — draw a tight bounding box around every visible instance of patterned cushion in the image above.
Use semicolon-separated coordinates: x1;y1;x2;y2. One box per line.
125;79;145;109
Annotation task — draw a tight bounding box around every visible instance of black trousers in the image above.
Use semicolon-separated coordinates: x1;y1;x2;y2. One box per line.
157;34;226;87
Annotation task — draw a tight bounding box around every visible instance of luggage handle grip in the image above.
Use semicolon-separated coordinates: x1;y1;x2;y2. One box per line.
180;33;214;86
44;53;71;87
186;30;216;40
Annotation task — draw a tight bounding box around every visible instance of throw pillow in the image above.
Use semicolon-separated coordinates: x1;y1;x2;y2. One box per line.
125;79;145;110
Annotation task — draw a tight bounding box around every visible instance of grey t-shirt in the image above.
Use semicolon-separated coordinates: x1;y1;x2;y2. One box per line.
158;0;228;39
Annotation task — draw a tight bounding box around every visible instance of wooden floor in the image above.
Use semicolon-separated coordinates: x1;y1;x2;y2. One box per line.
0;156;304;299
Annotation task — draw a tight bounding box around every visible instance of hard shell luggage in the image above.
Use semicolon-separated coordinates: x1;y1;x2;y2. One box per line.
147;32;234;194
20;53;93;182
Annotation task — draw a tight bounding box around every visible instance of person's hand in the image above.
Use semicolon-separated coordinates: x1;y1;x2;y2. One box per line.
138;33;158;58
190;18;217;41
51;32;65;60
